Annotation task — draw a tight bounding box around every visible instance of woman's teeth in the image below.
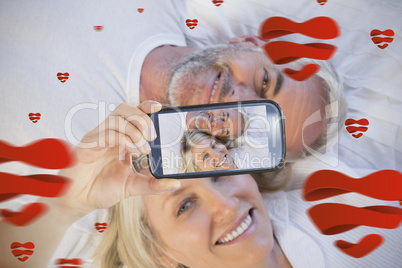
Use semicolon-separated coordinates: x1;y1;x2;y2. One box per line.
210;76;219;103
216;155;227;167
217;214;252;244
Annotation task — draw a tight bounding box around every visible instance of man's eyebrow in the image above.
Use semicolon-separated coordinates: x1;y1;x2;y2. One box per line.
273;71;284;97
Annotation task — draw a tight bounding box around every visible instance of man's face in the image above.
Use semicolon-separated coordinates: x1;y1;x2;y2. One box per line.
168;45;326;153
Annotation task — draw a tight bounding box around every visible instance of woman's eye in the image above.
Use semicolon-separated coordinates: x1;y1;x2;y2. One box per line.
203;154;209;160
177;199;192;216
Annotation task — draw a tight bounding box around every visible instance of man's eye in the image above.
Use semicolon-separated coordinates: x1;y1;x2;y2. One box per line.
177;199;192;216
203;153;209;160
262;71;269;91
212;176;228;183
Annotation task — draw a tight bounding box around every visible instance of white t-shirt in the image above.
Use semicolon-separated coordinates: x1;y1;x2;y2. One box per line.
178;0;402;172
0;1;186;266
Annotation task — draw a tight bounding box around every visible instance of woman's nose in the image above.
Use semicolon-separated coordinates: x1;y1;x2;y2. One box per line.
207;188;239;224
209;150;221;166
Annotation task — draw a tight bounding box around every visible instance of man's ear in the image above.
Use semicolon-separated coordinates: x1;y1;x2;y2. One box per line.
229;35;268;48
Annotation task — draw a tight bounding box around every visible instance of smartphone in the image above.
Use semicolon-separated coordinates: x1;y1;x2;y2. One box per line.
148;100;286;179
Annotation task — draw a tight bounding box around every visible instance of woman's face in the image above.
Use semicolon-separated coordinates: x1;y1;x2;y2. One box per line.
191;137;235;171
186;109;244;138
144;175;274;268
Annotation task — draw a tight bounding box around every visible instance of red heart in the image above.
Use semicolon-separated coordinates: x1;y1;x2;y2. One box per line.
212;0;224;6
185;19;198;30
345;118;369;139
137;8;144;13
28;113;41;123
317;0;327;5
10;242;35;262
93;26;104;32
57;72;69;83
370;29;394;49
0;203;48;226
95;222;108;233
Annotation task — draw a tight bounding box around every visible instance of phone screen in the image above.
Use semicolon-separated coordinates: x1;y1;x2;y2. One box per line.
148;100;285;179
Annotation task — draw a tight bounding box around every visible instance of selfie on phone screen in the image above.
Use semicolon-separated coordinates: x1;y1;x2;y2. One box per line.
149;101;285;178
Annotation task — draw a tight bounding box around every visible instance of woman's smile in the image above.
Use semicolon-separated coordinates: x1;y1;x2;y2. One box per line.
216;209;256;245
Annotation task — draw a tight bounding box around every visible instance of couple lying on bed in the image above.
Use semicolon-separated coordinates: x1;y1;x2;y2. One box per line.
3;36;401;268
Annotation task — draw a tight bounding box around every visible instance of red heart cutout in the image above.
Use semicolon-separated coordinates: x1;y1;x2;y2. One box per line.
345;118;369;139
137;8;144;13
317;0;327;5
212;0;224;6
185;19;198;30
93;26;104;32
95;222;108;233
57;72;69;83
10;242;35;262
28;113;41;123
1;203;48;226
370;29;394;49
